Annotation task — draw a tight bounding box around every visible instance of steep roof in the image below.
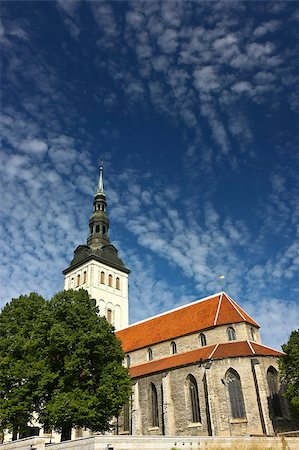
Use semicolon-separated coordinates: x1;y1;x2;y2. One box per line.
117;292;259;352
129;341;283;378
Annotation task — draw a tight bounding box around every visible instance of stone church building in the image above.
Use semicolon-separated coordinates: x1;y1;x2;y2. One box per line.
62;165;289;438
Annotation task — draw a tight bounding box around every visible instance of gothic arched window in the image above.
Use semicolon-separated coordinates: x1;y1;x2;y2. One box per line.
116;277;120;289
100;271;105;284
108;274;113;287
188;374;201;423
225;369;246;419
170;341;177;354
267;366;282;418
227;327;236;341
151;383;159;427
147;348;153;361
123;402;130;432
199;333;207;347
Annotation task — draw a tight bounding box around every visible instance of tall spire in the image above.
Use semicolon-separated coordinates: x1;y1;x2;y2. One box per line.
97;162;104;195
87;162;110;249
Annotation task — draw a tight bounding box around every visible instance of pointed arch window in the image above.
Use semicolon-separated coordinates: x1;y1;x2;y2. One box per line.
147;348;153;361
100;271;105;284
116;277;120;290
76;274;80;286
123;402;130;432
108;274;113;287
267;367;282;417
83;271;86;284
226;369;246;419
188;375;201;423
199;333;207;347
227;327;236;341
170;341;177;354
151;383;159;427
107;308;112;324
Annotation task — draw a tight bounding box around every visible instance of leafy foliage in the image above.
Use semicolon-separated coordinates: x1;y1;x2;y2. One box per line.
0;293;48;432
279;329;299;418
0;290;131;438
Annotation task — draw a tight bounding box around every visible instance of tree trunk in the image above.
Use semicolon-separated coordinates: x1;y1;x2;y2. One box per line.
61;425;72;441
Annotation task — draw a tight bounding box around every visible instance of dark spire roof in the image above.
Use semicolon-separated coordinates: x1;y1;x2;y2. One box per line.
63;163;130;275
87;163;110;249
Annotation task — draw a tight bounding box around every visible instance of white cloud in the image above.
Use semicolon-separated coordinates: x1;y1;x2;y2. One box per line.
19;138;48;155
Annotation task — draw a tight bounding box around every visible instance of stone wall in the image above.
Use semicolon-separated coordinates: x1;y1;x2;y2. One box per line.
127;323;261;367
126;355;287;436
1;435;299;450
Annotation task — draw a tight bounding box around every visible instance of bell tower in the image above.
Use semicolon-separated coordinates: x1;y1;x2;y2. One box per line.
63;164;130;330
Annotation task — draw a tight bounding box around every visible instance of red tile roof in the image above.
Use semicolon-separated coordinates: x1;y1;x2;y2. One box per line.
117;292;259;352
129;341;283;378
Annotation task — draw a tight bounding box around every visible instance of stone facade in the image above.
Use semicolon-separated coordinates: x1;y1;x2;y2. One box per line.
126;354;289;437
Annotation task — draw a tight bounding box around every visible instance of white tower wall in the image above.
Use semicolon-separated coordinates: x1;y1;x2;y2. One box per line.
64;260;129;330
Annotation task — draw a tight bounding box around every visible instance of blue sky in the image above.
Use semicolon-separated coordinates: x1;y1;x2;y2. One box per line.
1;1;298;350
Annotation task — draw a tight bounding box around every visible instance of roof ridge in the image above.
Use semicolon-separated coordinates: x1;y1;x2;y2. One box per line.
225;293;247;321
118;291;224;332
250;340;284;354
247;340;255;354
214;293;223;326
225;293;260;327
208;343;219;359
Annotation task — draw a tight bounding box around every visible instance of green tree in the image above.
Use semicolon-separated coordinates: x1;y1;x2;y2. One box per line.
279;329;299;419
0;293;48;435
0;290;132;441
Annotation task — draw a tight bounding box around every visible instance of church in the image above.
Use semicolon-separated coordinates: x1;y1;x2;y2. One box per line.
62;165;289;438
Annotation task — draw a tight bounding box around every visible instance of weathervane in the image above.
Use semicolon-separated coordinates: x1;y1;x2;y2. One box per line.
219;275;225;290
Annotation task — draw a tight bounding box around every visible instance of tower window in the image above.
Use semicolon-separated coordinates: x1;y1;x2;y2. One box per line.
90;225;93;234
76;274;80;287
83;271;86;284
227;327;236;341
170;341;177;355
116;277;120;289
126;355;130;368
103;226;106;235
107;308;112;324
250;327;256;341
98;204;101;210
188;374;201;423
147;348;153;361
108;274;113;287
96;225;100;233
199;333;207;347
100;271;105;284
